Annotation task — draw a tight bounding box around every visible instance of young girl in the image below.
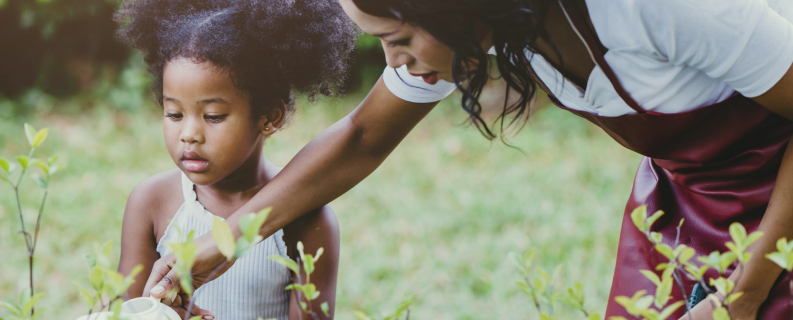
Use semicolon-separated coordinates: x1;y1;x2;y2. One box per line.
114;0;357;319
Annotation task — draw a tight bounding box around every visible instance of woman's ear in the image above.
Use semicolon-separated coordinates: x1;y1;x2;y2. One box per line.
260;99;287;136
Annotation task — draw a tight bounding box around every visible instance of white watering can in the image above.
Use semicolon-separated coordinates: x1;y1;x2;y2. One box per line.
75;297;181;320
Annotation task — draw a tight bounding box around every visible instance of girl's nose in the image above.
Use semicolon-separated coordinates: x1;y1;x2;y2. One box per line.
179;118;204;144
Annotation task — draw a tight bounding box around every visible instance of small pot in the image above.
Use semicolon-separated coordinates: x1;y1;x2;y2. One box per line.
75;297;181;320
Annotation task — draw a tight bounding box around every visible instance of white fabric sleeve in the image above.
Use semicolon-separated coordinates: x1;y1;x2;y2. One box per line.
634;0;793;98
382;65;457;103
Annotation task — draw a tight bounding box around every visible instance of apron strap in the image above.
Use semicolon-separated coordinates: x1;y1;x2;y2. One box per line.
557;0;646;114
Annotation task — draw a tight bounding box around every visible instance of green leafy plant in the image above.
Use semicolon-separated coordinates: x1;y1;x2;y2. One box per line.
353;294;416;320
510;248;600;320
764;237;793;320
610;205;763;320
74;241;144;320
0;123;64;320
269;241;330;320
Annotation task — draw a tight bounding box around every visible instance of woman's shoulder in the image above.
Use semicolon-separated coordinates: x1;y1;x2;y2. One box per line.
124;169;184;225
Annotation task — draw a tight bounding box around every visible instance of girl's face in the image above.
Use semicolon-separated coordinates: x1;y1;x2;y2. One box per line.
340;0;455;85
162;58;276;186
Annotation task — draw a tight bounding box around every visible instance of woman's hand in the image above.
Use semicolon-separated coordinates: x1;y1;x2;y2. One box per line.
678;299;759;320
677;285;763;320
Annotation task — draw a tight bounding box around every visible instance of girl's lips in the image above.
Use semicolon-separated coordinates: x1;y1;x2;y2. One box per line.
409;72;439;85
182;159;209;172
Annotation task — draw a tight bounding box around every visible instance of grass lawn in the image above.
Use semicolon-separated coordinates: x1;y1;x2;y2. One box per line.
0;92;640;319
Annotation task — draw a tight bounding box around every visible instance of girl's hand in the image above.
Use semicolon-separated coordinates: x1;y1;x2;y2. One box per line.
165;293;215;320
142;234;232;303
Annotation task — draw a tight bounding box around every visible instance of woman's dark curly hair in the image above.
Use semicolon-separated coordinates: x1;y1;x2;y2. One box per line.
353;0;555;140
115;0;359;119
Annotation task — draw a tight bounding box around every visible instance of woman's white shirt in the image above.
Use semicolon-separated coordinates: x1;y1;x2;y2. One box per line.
382;0;793;117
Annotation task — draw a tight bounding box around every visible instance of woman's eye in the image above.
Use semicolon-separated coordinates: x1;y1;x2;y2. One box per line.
204;114;227;122
387;37;411;47
166;113;183;120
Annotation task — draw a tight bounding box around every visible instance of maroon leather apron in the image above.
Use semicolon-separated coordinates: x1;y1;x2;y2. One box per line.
547;1;793;318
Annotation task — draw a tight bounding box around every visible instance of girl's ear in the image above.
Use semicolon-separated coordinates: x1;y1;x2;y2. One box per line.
260;99;287;136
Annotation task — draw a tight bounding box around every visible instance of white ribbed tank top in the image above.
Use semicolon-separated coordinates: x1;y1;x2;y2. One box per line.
156;173;291;320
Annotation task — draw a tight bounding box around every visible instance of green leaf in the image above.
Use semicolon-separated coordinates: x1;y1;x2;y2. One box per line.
640;270;661;286
21;293;43;318
211;218;236;261
34;161;48;175
89;267;104;291
712;307;730;320
766;251;792;271
269;255;299;274
48;156;58;166
649;232;663;244
654;275;673;309
588;313;600;320
321;302;330;317
74;282;97;310
32;128;49;148
630;205;648;233
108;299;123;320
745;231;764;248
725;291;744;304
729;223;747;247
189;317;204;320
0;0;7;9
24;123;36;147
645;210;664;231
658;301;685;320
678;247;695;263
17;156;29;169
655;244;675;260
0;301;21;317
0;158;9;173
31;173;47;188
299;301;307;311
239;207;271;243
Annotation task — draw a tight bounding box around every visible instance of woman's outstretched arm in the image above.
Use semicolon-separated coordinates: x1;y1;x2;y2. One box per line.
143;77;440;299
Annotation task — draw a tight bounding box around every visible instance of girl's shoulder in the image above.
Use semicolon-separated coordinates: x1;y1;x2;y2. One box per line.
124;169;184;237
282;205;339;261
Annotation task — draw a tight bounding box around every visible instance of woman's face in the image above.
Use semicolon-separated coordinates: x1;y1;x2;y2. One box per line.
162;58;274;186
340;0;455;85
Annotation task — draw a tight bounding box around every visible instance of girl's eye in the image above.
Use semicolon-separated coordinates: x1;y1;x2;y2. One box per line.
166;113;183;120
387;37;411;47
204;114;227;123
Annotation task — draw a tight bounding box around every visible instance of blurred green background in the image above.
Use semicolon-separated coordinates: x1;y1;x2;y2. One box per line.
0;0;640;319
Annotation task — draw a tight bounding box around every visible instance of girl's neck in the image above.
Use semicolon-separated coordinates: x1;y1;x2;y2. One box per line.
194;149;273;210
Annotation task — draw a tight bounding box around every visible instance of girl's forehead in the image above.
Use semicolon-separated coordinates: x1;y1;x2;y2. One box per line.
163;58;245;103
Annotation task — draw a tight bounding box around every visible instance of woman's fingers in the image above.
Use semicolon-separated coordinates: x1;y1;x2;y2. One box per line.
143;255;178;298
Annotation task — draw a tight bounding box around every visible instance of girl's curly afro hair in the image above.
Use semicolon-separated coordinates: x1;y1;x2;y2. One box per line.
115;0;359;117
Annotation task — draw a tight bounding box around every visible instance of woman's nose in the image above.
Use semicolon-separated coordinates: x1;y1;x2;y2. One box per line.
384;47;413;69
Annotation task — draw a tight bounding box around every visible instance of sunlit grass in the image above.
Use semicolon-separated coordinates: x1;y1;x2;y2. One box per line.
0;93;639;319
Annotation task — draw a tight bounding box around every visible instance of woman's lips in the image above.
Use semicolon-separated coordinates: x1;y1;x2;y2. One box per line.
409;72;439;85
182;150;209;172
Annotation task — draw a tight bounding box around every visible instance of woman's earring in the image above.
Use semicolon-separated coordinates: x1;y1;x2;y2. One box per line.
265;126;270;131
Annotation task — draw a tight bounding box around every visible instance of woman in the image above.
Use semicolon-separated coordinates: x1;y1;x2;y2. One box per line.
143;0;793;318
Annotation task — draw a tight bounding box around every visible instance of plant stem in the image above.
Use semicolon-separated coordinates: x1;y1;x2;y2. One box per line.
32;189;48;250
672;269;693;320
184;260;229;320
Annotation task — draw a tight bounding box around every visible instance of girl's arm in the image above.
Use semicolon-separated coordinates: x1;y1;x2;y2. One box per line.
118;179;166;298
144;77;439;297
681;63;793;320
283;206;340;319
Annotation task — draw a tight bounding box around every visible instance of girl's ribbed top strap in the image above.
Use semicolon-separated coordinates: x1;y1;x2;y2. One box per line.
557;0;646;114
181;173;197;202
